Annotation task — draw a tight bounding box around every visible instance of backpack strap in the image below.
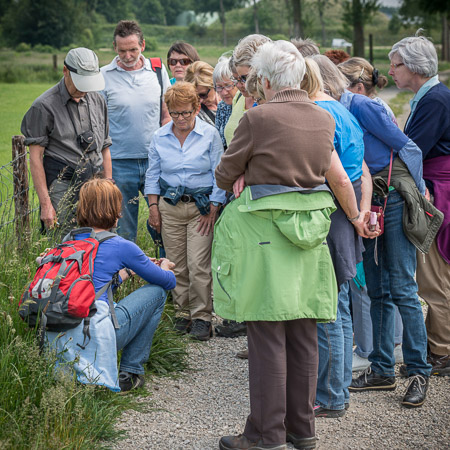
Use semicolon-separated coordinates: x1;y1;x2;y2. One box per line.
150;57;164;126
95;230;117;243
62;227;96;242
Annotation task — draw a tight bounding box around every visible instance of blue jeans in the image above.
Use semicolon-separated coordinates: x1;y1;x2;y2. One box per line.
112;158;148;242
350;278;403;358
316;282;353;410
115;284;167;375
363;191;431;377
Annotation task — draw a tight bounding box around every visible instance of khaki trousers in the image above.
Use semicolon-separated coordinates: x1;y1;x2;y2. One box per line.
244;319;318;445
416;239;450;355
159;199;213;321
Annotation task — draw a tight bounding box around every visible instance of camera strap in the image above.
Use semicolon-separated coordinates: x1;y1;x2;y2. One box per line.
66;96;93;145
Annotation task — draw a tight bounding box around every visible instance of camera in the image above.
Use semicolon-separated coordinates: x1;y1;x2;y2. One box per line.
77;130;97;152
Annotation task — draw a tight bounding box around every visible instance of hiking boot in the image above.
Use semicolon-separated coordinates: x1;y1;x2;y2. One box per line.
190;319;212;341
286;432;317;449
314;405;345;418
236;349;249;359
349;367;396;391
118;371;145;392
219;434;286;450
215;320;247;338
352;351;371;372
401;374;429;408
174;317;191;334
429;353;450;376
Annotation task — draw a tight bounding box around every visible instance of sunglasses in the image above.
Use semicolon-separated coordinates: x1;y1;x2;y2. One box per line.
231;74;248;84
197;88;211;100
215;82;237;92
168;58;191;67
169;110;194;119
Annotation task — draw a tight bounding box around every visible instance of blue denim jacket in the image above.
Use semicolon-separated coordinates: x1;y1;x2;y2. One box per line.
159;178;212;215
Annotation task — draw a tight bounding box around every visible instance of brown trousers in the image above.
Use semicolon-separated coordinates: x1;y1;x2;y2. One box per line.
416;239;450;355
244;319;318;445
159;199;213;321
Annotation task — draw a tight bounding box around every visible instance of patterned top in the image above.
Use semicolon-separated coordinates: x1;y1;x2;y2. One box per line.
215;101;232;148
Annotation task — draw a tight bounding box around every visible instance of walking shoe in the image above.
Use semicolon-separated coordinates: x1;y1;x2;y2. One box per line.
401;374;429;408
429;353;450;376
118;371;145;392
314;405;345;418
349;367;396;391
174;317;191;334
190;319;212;341
215;320;247;338
286;432;317;449
394;344;404;364
236;349;249;359
219;434;286;450
352;351;371;372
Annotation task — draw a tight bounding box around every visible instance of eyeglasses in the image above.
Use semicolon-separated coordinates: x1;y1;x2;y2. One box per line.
231;74;248;84
390;62;404;70
168;58;191;67
197;88;211;100
169;110;194;119
215;82;236;92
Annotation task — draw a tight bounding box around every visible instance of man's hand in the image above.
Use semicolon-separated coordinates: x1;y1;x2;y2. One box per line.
197;204;219;236
352;210;379;239
148;204;161;233
233;174;245;198
41;202;58;229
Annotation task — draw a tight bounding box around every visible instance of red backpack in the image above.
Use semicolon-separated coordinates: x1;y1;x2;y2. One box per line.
19;228;118;348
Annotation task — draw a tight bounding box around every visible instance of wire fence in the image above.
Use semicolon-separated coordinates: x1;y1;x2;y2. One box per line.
0;136;40;249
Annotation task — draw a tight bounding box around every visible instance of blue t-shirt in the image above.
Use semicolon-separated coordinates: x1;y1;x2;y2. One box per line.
75;233;176;302
315;100;364;182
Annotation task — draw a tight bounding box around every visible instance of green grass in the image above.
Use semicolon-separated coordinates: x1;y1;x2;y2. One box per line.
388;91;414;118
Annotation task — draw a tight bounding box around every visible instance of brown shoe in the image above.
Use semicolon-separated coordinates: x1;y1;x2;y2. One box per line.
236;349;248;359
428;353;450;376
219;434;286;450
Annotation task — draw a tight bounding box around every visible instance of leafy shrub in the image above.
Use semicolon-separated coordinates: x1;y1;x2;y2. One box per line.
15;42;31;52
33;44;56;53
145;37;159;52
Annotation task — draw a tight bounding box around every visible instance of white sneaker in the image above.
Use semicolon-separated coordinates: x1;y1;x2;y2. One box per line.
352;351;371;372
394;345;404;364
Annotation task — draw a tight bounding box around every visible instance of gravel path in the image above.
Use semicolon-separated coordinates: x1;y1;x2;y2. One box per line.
113;318;450;450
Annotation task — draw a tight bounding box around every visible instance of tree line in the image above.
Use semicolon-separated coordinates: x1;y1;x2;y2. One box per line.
0;0;448;60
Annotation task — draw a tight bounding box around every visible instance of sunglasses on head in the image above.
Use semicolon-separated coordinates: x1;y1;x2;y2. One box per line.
197;88;211;100
168;58;191;66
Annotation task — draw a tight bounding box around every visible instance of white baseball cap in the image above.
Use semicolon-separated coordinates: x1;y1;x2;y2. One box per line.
64;47;105;92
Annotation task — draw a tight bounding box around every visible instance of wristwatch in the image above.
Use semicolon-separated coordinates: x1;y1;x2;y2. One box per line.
211;201;221;207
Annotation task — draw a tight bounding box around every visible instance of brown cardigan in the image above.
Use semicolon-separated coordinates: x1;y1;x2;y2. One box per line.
215;89;336;192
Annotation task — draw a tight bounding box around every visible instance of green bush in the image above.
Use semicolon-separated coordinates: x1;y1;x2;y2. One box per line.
33;44;56;53
15;42;32;52
146;36;159;52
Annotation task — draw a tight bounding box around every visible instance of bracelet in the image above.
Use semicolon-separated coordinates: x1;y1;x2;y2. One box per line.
149;203;158;208
106;177;115;184
125;268;133;277
347;212;360;223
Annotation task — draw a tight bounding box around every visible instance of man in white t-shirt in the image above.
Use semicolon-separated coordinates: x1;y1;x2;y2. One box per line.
101;20;171;242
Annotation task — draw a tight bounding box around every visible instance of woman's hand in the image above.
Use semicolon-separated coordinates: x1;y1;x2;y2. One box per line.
352;210;379;239
233;174;246;198
148;204;161;233
159;258;175;273
425;187;431;202
118;268;135;282
197;204;220;236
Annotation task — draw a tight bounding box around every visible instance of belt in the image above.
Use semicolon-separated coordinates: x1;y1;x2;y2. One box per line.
180;194;196;203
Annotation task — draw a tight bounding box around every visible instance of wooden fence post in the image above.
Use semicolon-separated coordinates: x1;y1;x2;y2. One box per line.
12;135;30;246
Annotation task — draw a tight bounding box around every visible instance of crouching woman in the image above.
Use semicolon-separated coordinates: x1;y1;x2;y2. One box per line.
46;178;176;392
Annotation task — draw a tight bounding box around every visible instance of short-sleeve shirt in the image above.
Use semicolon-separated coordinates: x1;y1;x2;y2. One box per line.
21;78;112;170
101;56;170;160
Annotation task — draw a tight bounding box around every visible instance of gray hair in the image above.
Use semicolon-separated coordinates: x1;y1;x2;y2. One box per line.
213;56;233;86
311;54;349;100
291;37;320;57
233;34;272;67
252;40;306;92
389;31;438;77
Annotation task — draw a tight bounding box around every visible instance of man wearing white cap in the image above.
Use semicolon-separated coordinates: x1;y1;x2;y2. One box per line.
21;47;112;236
